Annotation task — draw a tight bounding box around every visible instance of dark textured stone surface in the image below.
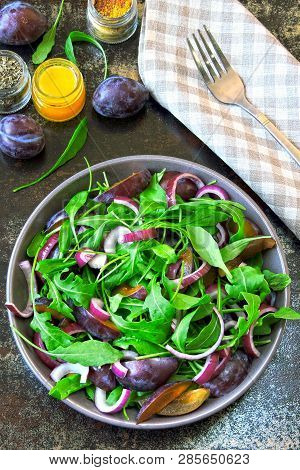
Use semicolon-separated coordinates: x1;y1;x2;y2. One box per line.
0;0;299;450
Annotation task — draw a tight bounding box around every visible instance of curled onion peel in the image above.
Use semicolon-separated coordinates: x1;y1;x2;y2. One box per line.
166;307;224;360
5;260;37;318
95;387;131;414
50;362;89;384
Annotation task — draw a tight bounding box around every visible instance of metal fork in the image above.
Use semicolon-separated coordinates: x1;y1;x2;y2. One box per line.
187;26;300;166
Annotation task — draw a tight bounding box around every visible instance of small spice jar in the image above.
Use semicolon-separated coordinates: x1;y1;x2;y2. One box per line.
32;58;86;122
87;0;138;44
0;50;31;115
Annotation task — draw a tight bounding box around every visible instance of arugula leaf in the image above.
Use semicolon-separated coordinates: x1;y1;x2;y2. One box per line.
274;307;300;320
59;220;72;255
143;280;175;321
113;337;165;355
263;270;291;291
171;293;213;311
221;236;271;263
53;271;97;308
46;276;75;320
225;266;268;300
27;232;45;257
225;292;261;348
152;244;177;263
85;384;96;401
65;190;89;242
30;312;74;351
49;374;91;400
111;314;171;343
13;118;88;193
106;386;123;405
32;0;65;64
187;226;232;278
187;312;221;351
65;31;108;80
83;223;106;250
36;259;76;275
139;174;167;216
171;310;199;352
50;340;122;366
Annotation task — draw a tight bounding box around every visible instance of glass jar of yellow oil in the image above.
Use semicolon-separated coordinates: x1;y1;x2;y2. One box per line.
32;58;86;122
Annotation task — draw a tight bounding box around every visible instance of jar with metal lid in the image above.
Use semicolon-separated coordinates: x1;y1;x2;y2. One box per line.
32;58;86;122
87;0;138;44
0;50;31;114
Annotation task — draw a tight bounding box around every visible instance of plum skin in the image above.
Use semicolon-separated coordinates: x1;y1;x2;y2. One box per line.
93;76;149;119
0;2;47;45
117;357;178;391
0;114;45;159
204;350;251;397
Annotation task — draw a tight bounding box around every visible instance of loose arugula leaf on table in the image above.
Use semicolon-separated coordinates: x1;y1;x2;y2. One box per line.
30;312;74;351
263;270;291;291
143;280;175;321
187;226;232;278
113;337;165;356
59;220;72;255
53;271;97;308
32;0;65;64
50;340;122;366
225;266;270;301
13;118;88;193
27;232;45;257
49;374;91;400
111;314;172;344
46;276;75;321
221;236;271;263
36;259;76;275
65;190;89;242
65;31;108;80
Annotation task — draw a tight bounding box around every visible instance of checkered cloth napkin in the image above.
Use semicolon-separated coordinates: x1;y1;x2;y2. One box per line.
138;0;300;238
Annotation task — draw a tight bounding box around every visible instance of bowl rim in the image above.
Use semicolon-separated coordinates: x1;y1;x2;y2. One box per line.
6;155;290;430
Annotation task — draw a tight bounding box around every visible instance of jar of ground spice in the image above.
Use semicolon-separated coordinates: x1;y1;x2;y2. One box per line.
87;0;138;44
0;51;31;114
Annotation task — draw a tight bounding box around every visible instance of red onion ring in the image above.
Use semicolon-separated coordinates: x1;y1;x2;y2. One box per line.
50;362;89;384
95;387;131;414
166;173;204;206
211;348;232;379
193;352;220;384
111;361;128;379
216;223;229;248
38;233;59;261
89;298;110;321
196;184;230;200
75;248;96;268
88;254;107;270
33;333;59;370
243;305;277;358
119;228;157;244
114;197;139;216
166;307;224;360
45;209;67;231
5;260;37;318
104;226;132;253
174;261;211;289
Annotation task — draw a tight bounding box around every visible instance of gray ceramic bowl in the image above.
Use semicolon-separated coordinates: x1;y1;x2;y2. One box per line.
6;155;290;429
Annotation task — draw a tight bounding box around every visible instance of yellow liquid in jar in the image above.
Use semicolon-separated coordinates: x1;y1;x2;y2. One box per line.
39;66;77;98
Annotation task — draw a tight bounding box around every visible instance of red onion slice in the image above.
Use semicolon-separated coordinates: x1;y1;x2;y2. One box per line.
75;248;96;268
196;184;230;200
211;348;231;379
111;361;128;379
95;387;131;414
166;173;204;206
50;362;89;384
193;352;220;384
33;333;59;370
166;307;224;360
243;305;277;358
119;228;157;244
89;298;110;321
5;260;37;318
45;209;67;231
88;254;107;269
174;261;211;289
114;197;139;216
104;226;132;254
38;233;59;261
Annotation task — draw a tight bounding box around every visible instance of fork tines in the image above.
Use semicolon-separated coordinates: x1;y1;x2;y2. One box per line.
187;25;230;83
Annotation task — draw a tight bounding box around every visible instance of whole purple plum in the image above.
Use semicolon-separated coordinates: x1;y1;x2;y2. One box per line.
204;350;251;397
0;114;45;159
93;76;149;119
0;2;47;45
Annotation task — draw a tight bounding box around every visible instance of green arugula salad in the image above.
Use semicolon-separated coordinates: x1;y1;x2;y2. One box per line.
7;169;300;423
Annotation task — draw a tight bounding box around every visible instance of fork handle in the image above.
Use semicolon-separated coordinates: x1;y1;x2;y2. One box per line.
239;99;300;166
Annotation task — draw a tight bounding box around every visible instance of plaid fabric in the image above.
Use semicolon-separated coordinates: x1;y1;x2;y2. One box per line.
138;0;300;239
